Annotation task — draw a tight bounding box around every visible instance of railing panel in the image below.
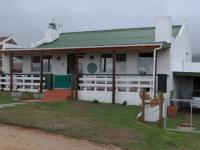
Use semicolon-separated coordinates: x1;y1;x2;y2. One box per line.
79;74;153;93
0;74;45;93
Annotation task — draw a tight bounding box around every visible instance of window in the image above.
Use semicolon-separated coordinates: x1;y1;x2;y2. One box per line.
32;56;52;73
43;56;52;72
101;54;127;73
32;56;40;73
78;55;84;74
116;54;126;73
101;54;112;73
13;56;23;73
138;53;153;75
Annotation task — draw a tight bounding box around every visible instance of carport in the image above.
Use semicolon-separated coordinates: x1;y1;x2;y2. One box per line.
173;72;200;99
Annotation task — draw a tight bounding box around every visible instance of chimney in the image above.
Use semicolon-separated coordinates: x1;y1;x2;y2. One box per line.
155;16;172;42
45;22;60;43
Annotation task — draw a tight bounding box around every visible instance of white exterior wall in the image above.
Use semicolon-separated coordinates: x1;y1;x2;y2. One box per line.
183;62;200;72
1;40;21;74
170;23;192;72
82;53;101;74
157;49;172;92
78;91;142;105
2;54;9;73
82;52;139;74
126;52;138;74
155;16;172;43
155;17;192;93
155;16;173;92
22;56;31;73
52;54;67;75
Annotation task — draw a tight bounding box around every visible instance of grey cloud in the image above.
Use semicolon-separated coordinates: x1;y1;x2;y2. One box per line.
0;0;199;58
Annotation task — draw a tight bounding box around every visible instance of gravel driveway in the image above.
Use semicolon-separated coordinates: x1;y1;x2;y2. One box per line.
0;124;120;150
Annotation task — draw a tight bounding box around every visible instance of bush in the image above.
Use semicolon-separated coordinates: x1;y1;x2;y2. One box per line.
122;101;127;106
93;100;99;104
20;92;34;100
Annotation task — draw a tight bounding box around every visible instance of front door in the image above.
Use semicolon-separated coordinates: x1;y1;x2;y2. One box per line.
67;53;77;89
67;53;76;74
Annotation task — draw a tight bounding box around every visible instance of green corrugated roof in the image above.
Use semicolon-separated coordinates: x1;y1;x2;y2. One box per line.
38;25;181;48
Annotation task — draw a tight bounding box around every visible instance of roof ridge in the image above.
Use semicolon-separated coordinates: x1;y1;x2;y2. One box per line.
60;27;155;35
60;25;181;35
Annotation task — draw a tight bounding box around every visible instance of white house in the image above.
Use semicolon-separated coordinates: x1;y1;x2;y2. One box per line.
0;36;19;72
0;16;197;105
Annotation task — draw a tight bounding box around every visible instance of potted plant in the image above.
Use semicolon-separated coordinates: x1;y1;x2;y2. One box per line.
167;101;178;117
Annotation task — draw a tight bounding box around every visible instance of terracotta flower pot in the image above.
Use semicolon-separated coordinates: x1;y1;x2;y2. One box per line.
167;105;178;117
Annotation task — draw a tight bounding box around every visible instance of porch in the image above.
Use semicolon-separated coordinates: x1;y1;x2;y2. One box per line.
0;44;168;105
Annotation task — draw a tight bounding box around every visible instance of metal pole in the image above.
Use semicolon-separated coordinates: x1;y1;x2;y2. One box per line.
40;52;44;94
9;53;13;92
153;50;157;98
164;99;167;129
190;101;193;127
75;50;79;100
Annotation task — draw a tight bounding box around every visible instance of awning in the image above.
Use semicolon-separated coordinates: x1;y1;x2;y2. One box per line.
173;72;200;77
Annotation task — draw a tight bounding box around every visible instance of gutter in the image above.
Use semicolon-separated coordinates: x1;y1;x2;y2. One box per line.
1;43;165;53
152;43;163;98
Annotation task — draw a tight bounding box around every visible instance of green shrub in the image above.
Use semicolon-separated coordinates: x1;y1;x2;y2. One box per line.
20;92;34;100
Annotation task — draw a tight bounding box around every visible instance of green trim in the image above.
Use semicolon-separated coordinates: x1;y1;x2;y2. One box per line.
54;75;71;89
173;72;200;77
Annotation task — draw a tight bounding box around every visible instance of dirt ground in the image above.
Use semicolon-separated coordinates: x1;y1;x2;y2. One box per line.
0;124;121;150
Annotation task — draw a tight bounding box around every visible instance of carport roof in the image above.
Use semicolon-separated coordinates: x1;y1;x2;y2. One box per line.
173;72;200;77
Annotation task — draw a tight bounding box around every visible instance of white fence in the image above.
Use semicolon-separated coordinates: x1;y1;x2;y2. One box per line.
0;74;45;93
78;74;153;105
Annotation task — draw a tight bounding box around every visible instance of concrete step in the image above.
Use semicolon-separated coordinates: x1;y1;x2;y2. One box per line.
42;89;74;102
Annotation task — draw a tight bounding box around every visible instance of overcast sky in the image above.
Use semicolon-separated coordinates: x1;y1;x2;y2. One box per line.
0;0;200;58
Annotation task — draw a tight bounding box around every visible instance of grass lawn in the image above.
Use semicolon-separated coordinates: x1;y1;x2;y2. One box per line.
0;91;35;104
167;111;200;131
0;101;200;150
0;91;15;104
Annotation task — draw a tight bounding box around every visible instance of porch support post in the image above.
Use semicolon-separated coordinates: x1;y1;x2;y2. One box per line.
112;50;116;104
153;50;157;97
75;50;79;100
40;52;44;94
9;53;13;92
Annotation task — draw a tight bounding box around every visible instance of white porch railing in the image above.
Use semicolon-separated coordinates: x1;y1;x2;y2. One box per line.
0;74;45;93
79;74;153;92
78;74;153;105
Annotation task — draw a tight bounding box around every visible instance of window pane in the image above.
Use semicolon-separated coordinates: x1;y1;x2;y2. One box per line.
43;56;52;72
101;54;112;73
116;54;126;61
101;54;127;73
32;56;52;73
116;54;126;73
13;56;23;73
32;56;40;72
78;55;83;74
138;53;153;75
32;56;40;63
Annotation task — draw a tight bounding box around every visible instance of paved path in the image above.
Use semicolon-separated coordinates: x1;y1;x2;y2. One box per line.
0;124;121;150
0;103;25;109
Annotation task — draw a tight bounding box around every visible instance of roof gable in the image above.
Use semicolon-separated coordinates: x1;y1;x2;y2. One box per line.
38;25;181;48
0;37;9;43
